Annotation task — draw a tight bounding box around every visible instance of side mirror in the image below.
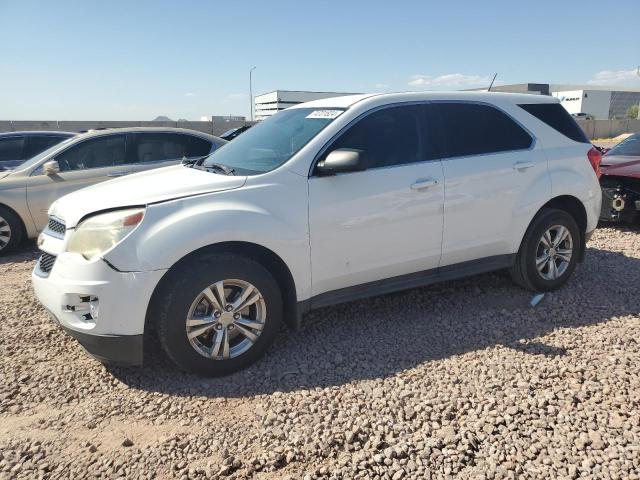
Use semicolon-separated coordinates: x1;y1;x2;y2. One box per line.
316;148;367;176
43;160;60;175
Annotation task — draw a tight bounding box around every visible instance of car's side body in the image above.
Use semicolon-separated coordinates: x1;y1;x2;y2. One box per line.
0;127;226;242
32;92;601;369
0;131;76;170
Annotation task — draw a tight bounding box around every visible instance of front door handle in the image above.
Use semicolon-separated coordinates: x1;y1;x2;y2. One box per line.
107;171;129;178
411;178;438;190
513;161;535;171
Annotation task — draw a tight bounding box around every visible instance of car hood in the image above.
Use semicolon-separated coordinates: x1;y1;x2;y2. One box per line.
601;159;640;180
51;164;247;228
600;154;639;167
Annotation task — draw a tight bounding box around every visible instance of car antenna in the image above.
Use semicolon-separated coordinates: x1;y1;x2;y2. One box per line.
487;73;498;92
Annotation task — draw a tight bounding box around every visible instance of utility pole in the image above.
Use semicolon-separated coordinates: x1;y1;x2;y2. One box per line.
636;67;640;119
249;66;256;122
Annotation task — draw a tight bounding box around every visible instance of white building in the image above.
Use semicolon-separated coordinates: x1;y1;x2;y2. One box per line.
552;88;640;120
254;90;359;120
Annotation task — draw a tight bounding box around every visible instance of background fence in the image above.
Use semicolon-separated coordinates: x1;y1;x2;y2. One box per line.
575;119;640;140
0;118;639;140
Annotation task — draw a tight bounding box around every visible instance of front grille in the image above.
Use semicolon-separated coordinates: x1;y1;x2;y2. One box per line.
47;218;66;236
39;253;56;274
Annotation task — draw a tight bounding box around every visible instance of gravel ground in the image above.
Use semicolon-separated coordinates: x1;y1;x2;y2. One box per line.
1;226;639;480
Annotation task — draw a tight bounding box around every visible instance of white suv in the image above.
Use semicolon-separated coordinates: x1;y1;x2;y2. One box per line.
32;92;602;375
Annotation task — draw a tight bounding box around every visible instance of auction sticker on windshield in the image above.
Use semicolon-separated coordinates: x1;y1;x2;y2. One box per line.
306;110;343;119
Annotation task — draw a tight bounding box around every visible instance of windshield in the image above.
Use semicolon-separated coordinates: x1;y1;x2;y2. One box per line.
606;134;640;157
16;136;76;170
203;108;344;174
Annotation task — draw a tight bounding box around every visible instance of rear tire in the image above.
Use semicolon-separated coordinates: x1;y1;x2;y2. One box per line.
154;253;282;376
509;208;580;292
0;206;23;256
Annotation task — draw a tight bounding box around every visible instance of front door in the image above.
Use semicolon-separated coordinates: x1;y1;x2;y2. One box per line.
26;134;130;229
308;104;444;297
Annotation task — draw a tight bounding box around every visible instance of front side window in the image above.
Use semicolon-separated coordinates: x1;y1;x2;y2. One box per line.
56;135;126;171
324;105;423;169
203;108;344;174
434;103;533;158
0;137;25;161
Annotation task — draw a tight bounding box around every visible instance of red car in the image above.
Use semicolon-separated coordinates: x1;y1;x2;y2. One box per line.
599;133;640;223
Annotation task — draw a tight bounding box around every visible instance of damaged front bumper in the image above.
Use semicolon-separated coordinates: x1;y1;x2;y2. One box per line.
600;180;640;223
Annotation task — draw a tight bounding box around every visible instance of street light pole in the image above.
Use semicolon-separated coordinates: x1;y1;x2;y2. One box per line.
249;66;256;121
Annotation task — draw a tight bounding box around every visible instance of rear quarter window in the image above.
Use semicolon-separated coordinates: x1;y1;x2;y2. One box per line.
519;103;590;144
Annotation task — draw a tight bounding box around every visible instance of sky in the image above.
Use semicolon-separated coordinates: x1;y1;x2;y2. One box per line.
1;0;639;121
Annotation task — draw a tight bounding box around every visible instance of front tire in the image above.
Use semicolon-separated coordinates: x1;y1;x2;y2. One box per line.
154;253;282;376
0;206;23;256
509;208;581;292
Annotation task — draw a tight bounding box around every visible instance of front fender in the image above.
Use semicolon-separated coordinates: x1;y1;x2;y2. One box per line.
104;180;311;301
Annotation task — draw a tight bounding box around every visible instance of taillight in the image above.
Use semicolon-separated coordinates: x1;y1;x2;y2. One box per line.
587;147;602;178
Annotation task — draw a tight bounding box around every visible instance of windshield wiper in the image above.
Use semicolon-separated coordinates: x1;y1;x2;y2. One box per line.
181;155;209;167
203;162;235;176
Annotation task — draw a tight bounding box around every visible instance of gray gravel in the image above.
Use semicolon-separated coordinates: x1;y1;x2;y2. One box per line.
1;225;639;479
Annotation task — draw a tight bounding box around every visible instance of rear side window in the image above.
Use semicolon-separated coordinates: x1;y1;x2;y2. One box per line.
326;105;426;169
433;103;533;158
0;137;25;161
519;103;590;144
26;136;68;158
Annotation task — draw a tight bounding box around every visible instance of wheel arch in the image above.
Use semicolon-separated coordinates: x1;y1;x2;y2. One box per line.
0;202;28;242
146;241;300;340
532;195;588;262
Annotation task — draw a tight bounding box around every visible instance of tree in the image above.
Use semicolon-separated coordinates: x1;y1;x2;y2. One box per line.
627;104;639;119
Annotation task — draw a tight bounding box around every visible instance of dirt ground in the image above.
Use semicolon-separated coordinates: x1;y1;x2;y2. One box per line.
1;225;639;479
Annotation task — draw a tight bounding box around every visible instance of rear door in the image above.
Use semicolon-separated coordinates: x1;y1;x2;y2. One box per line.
26;134;130;229
128;132;214;174
431;102;549;267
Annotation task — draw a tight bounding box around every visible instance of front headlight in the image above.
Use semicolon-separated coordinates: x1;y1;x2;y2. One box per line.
67;208;145;260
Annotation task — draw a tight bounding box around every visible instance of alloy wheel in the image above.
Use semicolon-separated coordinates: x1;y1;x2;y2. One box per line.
185;279;266;360
0;215;11;251
536;225;573;281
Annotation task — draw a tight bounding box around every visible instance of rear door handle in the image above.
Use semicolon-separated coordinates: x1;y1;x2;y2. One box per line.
411;178;438;190
107;171;129;177
512;161;535;171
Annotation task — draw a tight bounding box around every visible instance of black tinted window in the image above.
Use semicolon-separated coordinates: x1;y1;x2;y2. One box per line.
26;136;69;158
57;135;126;171
134;133;210;162
186;135;213;156
605;134;640;157
434;103;532;158
519;103;589;144
0;137;25;161
327;105;424;169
